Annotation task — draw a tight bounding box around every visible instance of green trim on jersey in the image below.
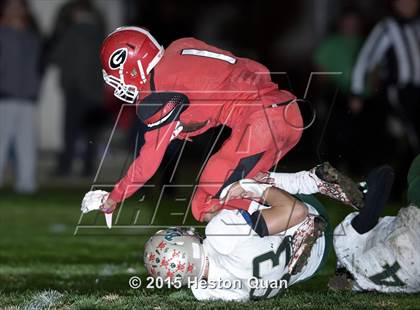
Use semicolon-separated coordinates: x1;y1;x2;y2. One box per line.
295;194;332;277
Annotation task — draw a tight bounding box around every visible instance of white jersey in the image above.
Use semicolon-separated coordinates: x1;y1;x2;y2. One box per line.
191;204;326;301
334;205;420;293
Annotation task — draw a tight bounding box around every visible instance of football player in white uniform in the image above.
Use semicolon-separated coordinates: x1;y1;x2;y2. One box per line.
330;155;420;293
143;163;363;301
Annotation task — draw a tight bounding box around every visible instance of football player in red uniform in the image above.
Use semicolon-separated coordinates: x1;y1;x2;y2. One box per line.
81;26;303;222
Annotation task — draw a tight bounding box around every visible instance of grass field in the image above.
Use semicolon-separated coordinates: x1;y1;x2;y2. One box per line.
0;188;419;309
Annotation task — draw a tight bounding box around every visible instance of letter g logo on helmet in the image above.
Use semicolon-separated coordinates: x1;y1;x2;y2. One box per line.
109;48;128;70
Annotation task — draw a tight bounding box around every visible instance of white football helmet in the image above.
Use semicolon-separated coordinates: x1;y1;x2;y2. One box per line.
144;228;207;285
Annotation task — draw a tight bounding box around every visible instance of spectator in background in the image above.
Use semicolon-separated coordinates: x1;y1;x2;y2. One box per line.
49;0;105;177
313;8;364;171
0;0;42;193
350;0;420;179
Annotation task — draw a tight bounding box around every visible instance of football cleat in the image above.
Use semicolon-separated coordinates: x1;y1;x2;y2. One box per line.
311;162;364;210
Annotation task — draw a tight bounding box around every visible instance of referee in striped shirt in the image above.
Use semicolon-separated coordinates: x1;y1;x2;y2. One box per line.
350;0;420;154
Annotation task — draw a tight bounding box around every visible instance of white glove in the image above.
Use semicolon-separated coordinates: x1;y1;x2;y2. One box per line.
81;190;109;214
81;190;113;229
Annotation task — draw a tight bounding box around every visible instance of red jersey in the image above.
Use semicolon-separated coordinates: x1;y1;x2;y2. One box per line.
109;38;296;202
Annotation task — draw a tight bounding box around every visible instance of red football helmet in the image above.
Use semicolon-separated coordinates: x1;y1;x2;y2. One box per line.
100;26;164;103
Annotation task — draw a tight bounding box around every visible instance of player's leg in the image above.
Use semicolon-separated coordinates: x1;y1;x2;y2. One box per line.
266;162;364;209
351;165;395;234
192;109;302;221
191;151;261;221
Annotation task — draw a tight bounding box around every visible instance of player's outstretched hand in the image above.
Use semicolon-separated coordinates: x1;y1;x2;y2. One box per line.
81;190;110;213
81;190;115;229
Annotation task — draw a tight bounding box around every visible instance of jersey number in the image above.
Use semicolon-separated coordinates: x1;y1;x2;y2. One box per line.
249;236;292;300
369;262;405;287
181;49;237;64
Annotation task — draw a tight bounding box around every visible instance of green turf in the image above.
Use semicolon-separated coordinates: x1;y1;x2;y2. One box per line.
0;188;419;309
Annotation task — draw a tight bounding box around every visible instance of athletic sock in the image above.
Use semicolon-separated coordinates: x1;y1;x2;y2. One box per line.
351;165;394;234
270;171;319;195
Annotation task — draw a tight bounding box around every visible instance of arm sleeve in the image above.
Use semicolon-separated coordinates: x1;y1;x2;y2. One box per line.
351;21;390;96
109;121;178;202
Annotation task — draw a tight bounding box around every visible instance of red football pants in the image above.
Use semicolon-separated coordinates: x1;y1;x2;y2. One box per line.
191;103;303;221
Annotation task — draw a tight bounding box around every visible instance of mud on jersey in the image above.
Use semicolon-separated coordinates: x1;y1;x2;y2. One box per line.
334;205;420;293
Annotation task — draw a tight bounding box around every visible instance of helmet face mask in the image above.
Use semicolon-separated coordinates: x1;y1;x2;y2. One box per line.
144;228;206;285
102;69;139;104
100;26;164;104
